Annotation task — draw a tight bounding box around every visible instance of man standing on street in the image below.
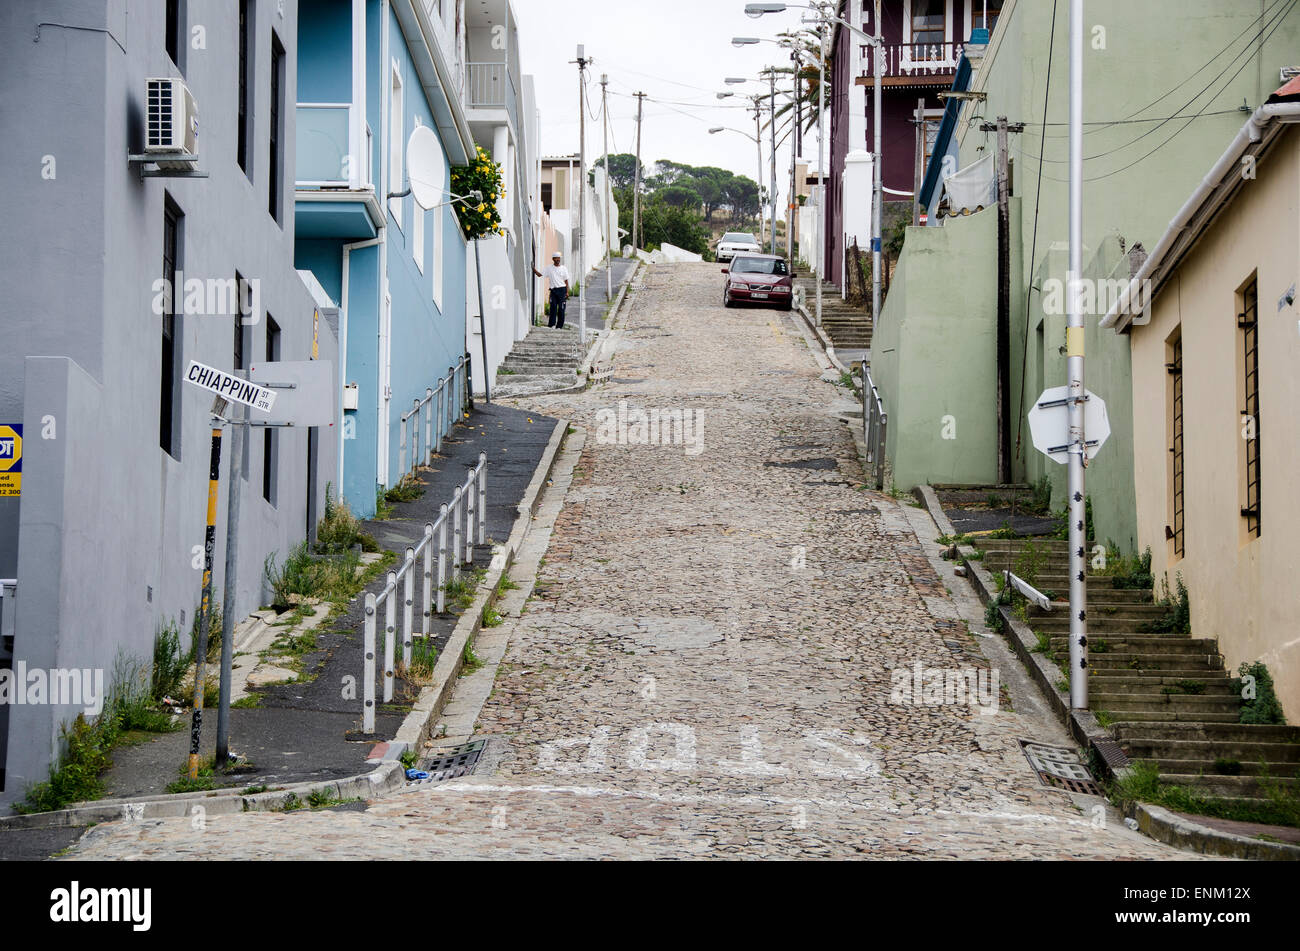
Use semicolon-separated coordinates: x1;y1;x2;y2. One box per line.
535;252;571;329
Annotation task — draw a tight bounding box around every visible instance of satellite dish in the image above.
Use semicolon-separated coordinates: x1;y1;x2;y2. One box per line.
407;125;443;211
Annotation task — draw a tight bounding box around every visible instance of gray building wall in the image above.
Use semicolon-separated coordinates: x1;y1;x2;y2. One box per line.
0;0;338;803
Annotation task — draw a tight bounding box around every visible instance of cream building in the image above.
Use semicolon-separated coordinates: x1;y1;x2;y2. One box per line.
1103;78;1300;718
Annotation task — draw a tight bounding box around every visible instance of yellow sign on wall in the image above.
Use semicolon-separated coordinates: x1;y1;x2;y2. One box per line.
0;424;22;497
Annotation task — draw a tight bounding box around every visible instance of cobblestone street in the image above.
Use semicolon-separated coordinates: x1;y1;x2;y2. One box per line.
66;263;1192;860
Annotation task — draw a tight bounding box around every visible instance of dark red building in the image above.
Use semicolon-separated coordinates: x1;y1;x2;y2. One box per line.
824;1;1000;286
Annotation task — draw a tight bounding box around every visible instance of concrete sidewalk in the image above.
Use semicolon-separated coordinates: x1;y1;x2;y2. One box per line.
5;403;559;835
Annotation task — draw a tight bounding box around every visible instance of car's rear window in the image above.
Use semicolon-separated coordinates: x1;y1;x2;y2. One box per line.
731;257;788;275
722;233;758;243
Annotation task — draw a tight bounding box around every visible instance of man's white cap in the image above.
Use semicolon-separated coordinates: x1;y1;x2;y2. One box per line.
552;252;562;258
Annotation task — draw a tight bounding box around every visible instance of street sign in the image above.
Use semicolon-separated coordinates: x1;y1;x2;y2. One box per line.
0;424;22;497
185;361;277;413
248;360;336;428
1028;386;1110;464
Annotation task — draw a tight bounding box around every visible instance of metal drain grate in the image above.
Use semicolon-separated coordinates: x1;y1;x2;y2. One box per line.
1019;740;1103;795
408;740;485;784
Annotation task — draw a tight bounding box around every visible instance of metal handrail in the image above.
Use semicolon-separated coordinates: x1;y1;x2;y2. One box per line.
1003;570;1054;612
361;451;488;734
862;364;888;490
397;353;470;484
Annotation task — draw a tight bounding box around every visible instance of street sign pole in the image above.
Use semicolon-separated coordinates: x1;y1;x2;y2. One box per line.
1066;0;1088;711
189;406;225;779
214;398;246;767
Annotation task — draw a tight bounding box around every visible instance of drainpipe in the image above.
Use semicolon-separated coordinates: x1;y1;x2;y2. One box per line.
377;0;392;493
341;235;383;495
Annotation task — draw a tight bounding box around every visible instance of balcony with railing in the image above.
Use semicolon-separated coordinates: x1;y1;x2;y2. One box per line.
467;62;520;133
861;42;964;81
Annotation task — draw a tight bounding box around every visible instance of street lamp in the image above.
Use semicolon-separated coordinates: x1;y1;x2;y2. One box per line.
746;1;885;330
710;115;767;246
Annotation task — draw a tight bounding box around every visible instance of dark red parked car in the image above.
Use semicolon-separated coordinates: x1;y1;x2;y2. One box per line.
721;254;794;310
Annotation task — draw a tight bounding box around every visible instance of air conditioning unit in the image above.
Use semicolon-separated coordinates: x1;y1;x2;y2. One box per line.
146;78;199;168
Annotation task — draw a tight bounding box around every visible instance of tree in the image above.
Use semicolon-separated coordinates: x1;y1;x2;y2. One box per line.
659;184;702;210
592;153;641;190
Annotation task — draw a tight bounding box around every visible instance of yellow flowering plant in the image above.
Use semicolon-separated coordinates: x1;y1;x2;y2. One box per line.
451;145;506;240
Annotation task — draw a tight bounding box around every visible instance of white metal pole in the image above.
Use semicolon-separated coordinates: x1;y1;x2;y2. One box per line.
872;0;883;326
1067;0;1088;711
816;14;826;325
755;100;765;247
770;70;779;256
601;73;613;300
578;47;588;345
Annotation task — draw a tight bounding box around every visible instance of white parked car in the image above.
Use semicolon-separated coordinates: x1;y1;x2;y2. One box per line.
716;232;762;263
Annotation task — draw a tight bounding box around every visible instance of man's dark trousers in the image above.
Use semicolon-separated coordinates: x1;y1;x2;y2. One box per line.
548;287;567;328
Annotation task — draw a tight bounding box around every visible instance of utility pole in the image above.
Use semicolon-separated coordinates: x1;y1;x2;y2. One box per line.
1066;0;1088;711
753;96;766;247
633;92;646;252
601;73;613;300
815;14;826;326
980;116;1025;486
188;409;225;779
912;99;925;228
871;0;883;328
789;45;800;269
576;45;589;345
769;69;779;256
214;397;246;767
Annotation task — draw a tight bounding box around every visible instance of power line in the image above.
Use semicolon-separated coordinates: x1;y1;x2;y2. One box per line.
1015;0;1296;166
1032;0;1292;139
1023;0;1295;183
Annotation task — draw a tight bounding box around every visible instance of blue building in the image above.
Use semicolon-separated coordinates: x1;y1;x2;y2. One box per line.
295;0;475;517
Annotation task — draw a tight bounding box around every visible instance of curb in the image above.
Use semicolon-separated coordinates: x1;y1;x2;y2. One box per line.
390;417;570;753
1126;801;1300;861
913;486;1300;861
0;418;573;833
795;302;849;375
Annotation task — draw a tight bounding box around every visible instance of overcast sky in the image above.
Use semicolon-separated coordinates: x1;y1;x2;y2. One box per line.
514;0;822;198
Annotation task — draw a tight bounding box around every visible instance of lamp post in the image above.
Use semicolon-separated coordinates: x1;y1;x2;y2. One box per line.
745;2;885;325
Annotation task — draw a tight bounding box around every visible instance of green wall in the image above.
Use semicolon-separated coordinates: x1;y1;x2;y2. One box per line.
874;0;1299;554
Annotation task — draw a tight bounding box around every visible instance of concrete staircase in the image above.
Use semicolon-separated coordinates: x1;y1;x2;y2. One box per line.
493;326;587;398
980;537;1300;805
794;276;874;353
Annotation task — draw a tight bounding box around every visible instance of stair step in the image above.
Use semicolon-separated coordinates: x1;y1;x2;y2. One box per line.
1113;722;1300;744
1106;710;1243;724
1123;740;1300;765
1158;772;1300;798
1036;618;1178;634
1091;695;1242;713
1083;678;1237;696
1090;654;1224;672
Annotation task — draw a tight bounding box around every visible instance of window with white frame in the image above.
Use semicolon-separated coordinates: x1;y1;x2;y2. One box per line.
389;63;404;226
967;1;1003;35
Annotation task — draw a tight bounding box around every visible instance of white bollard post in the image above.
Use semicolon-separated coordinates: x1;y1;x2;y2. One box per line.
383;573;397;702
363;592;378;734
402;548;415;668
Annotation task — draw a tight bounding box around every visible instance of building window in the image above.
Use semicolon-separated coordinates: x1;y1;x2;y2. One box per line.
165;0;183;70
160;197;182;457
263;315;280;505
1238;276;1261;538
389;64;405;226
972;1;1003;34
1167;333;1184;559
911;0;947;49
268;32;285;222
238;0;252;175
922;108;944;168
